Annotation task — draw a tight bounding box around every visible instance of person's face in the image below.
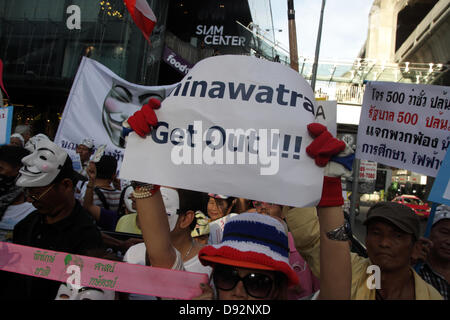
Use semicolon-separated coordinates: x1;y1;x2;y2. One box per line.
102;85;166;147
253;201;282;219
366;220;415;272
75;145;92;163
430;220;450;262
207;198;229;221
55;284;115;300
24;180;71;216
9;137;23;147
214;265;281;300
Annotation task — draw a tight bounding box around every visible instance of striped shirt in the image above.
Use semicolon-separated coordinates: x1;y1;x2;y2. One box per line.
92;187;122;212
418;263;449;300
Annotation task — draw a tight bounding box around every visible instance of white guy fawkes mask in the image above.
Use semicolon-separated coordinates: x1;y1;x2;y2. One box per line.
161;187;180;232
55;283;115;300
124;186;136;213
24;134;51;152
102;84;166;148
16;138;68;187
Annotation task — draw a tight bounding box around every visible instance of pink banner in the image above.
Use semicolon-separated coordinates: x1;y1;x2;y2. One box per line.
0;242;207;299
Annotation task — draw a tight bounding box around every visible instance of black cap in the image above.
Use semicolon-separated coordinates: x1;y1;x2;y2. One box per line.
363;202;420;240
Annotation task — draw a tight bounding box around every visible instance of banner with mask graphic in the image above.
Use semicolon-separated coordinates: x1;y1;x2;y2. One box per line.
54;57;176;171
120;55;324;208
0;106;13;146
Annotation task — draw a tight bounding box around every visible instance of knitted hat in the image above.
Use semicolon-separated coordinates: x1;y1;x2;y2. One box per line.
208;193;229;199
198;212;299;286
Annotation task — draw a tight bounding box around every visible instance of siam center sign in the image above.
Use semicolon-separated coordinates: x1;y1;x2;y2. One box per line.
195;25;246;47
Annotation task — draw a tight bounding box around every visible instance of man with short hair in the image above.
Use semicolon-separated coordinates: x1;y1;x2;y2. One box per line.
285;201;443;299
83;155;121;213
3;138;103;300
415;205;450;299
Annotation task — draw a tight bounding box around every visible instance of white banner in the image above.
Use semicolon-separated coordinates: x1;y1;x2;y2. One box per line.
120;55;323;208
356;81;450;177
54;57;176;169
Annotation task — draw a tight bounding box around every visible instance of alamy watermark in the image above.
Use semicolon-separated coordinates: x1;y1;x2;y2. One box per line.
154;121;304;176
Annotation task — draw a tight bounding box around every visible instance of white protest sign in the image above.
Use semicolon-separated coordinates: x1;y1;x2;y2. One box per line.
356;81;450;177
54;57;176;170
0;106;13;146
314;100;337;137
359;160;377;181
120;55;323;208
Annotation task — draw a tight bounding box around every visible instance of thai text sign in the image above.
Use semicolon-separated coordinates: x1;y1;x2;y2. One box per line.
120;55;323;208
356;81;450;177
0;106;13;146
0;242;206;299
359;160;377;181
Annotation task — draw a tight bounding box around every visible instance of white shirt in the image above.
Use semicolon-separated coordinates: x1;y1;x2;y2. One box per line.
123;242;211;300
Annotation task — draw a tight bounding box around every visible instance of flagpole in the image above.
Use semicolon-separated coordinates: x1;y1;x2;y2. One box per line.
287;0;299;72
310;0;326;92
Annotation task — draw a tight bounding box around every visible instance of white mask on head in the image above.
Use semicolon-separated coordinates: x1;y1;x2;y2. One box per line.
124;186;136;213
161;187;180;232
16;138;68;187
55;284;115;300
24;134;51;152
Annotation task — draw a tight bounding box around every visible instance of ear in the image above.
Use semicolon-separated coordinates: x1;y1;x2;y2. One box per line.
179;210;195;229
60;178;74;192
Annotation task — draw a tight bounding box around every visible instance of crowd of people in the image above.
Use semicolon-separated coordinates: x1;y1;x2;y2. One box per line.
0;106;448;300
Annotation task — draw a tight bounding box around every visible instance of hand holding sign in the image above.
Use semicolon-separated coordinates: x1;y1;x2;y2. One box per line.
126;98;161;137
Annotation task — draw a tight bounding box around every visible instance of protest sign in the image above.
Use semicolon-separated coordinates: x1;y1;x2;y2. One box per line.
0;106;13;145
54;57;176;170
359;160;377;182
356;81;450;177
120;55;323;208
428;149;450;206
0;241;206;299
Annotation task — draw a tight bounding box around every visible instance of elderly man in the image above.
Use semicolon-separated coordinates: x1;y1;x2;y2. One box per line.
76;138;95;177
285;201;443;299
2;138;103;300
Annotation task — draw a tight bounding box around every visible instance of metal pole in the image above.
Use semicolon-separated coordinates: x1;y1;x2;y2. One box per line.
287;0;299;71
310;0;326;92
349;158;360;229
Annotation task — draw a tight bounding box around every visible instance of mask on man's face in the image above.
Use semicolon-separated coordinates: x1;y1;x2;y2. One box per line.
0;174;17;193
16;139;68;188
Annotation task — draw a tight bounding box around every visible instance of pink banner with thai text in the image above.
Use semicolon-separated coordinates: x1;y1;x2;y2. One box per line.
0;241;207;299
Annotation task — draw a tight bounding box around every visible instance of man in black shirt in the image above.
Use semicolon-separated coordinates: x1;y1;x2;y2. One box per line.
1;137;103;300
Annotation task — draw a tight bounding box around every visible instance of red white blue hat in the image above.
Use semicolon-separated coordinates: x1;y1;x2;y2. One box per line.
198;212;299;286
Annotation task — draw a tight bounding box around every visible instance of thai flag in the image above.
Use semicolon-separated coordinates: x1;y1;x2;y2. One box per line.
124;0;157;42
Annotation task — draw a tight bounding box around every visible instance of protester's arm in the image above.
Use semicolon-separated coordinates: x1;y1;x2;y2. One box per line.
134;185;177;269
317;204;351;300
82;162;101;222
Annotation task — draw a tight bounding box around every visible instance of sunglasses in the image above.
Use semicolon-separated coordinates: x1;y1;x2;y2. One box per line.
252;201;276;208
213;265;274;299
24;184;55;203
